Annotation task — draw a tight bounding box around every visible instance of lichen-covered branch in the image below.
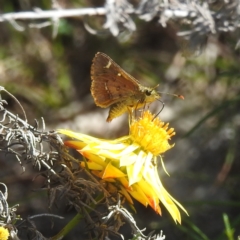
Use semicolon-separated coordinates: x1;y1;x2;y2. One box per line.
0;0;240;46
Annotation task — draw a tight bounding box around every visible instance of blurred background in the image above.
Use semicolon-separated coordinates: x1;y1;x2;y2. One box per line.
0;0;240;239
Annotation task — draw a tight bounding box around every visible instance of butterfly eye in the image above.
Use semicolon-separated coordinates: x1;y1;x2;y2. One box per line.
145;90;152;96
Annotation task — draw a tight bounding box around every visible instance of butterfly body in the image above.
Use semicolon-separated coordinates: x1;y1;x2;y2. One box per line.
91;52;160;121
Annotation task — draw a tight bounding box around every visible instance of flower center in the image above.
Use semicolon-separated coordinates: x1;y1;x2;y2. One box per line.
129;111;175;156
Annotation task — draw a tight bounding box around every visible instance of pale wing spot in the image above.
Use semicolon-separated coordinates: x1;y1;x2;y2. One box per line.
117;73;121;76
104;82;108;91
104;61;112;69
104;82;113;99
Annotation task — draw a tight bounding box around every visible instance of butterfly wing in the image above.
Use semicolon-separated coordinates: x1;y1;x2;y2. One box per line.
91;52;141;108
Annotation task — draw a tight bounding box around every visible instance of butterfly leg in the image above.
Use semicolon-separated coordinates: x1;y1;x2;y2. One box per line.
127;106;134;125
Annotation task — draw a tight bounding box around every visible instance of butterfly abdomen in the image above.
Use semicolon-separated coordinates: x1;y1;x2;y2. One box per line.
107;101;129;122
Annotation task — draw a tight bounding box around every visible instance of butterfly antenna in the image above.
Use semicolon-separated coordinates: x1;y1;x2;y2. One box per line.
158;91;184;100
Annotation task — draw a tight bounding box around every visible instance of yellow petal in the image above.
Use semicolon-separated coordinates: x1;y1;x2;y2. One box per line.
159;155;170;176
58;129;97;143
151;167;187;223
141;151;153;176
80;150;106;166
131;151;146;180
126;164;142;186
64;140;87;150
137;179;161;214
80;161;103;170
119;185;134;204
96;142;127;151
119;152;138;167
118;177;131;190
128;184;149;207
98;149;121;160
119;144;139;156
102;162;126;179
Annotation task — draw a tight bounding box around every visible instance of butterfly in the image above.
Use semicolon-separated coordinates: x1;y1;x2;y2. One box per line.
90;52;160;122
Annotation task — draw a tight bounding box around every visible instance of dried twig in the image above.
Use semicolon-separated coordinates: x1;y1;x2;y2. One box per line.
0;1;240;49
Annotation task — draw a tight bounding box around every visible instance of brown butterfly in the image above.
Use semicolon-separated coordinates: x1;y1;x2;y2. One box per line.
90;52;161;122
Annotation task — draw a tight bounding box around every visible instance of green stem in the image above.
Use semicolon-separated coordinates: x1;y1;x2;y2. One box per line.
49;213;84;240
49;194;104;240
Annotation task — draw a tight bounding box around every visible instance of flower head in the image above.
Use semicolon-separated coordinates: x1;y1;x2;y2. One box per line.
0;226;9;240
130;111;175;156
58;110;188;224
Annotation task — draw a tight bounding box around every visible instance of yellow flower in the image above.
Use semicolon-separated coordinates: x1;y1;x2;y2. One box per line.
0;226;9;240
58;110;188;224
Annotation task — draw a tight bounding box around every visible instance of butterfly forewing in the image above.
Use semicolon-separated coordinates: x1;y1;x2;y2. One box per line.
91;52;141;107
